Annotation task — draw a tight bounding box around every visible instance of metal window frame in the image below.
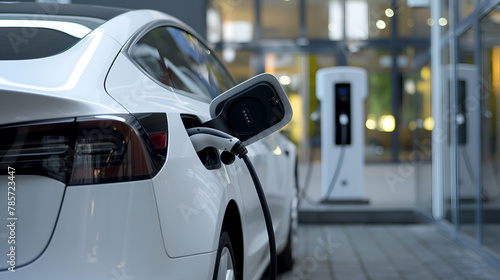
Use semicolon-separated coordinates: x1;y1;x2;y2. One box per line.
430;0;500;270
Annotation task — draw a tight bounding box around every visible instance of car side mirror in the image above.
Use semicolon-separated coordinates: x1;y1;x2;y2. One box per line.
203;73;293;146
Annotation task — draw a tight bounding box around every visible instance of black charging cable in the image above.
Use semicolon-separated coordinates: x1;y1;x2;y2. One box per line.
320;124;348;203
239;153;277;280
299;116;348;204
187;127;277;280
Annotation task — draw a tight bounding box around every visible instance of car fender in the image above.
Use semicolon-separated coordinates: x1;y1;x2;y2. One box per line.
150;113;245;257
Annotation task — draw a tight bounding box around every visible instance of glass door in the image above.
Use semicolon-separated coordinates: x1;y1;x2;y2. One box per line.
456;27;479;241
480;8;500;256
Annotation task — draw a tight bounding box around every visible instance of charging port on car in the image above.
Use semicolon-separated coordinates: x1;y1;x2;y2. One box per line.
181;114;221;170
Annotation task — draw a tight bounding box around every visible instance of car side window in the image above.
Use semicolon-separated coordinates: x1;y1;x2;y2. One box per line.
128;28;175;88
172;28;235;95
129;26;235;101
200;44;236;94
165;27;235;97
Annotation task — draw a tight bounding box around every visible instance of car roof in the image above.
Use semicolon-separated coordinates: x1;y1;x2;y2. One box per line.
0;2;130;20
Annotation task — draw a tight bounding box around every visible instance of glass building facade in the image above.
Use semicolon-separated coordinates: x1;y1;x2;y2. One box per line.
424;0;500;266
207;0;499;266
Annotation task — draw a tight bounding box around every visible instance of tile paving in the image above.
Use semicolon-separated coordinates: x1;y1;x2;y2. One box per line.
277;224;500;280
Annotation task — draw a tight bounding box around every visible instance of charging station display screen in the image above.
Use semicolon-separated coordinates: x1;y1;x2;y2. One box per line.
335;83;351;145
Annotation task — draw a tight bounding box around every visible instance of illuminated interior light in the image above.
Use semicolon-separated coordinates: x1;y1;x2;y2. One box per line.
379;115;395;132
345;0;368;39
420;66;431;80
438;17;448;26
272;146;282;155
328;1;343;40
385;8;394;18
222;48;236;63
427;18;435;26
376;20;386;30
366;118;377;130
423;117;434;131
0;19;92;38
279;75;291;85
405;80;416;95
207;8;222;43
285;95;303;143
222;21;253;43
328;22;337;31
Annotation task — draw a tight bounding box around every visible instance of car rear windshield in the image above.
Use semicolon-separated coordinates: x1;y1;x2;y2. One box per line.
0;16;103;60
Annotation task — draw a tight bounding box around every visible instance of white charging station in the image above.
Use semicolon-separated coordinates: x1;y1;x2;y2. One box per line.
443;64;480;200
316;67;368;202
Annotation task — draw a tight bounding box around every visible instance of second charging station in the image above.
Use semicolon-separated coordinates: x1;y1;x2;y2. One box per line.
316;67;368;202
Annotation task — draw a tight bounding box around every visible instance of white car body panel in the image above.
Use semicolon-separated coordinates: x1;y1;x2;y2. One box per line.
0;176;65;270
2;180;217;279
0;30;128;125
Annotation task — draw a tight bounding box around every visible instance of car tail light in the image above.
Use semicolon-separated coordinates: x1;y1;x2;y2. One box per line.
0;114;167;185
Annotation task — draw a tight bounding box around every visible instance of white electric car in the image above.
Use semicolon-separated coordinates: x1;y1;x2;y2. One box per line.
0;3;297;280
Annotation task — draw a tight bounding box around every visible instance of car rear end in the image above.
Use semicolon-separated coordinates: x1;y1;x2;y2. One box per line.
0;3;220;279
0;112;216;279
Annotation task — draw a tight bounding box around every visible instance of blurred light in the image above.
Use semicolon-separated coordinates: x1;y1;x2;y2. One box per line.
407;0;431;8
385;8;394;17
438;17;448;26
279;75;291;85
409;121;417;131
397;56;408;67
420;66;431;80
287;95;303;143
222;48;236;63
423;117;434;131
376;20;386;30
405;80;416;95
272;146;282;155
207;9;221;43
366;117;377;130
265;53;276;75
328;1;343;40
222;21;252;43
345;1;368;39
379;55;408;68
379;55;392;68
379;115;395;132
427;18;435;26
328;22;337;32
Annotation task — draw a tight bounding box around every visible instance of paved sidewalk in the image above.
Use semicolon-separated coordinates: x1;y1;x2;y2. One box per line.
278;224;500;280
